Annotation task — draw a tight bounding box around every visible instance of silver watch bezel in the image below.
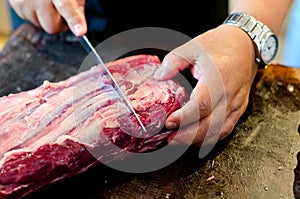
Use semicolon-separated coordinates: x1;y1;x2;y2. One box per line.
259;31;279;64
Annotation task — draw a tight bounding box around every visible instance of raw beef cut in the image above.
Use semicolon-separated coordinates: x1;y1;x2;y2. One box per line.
0;54;189;199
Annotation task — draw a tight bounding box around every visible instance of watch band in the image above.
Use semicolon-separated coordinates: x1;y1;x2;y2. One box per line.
223;12;278;68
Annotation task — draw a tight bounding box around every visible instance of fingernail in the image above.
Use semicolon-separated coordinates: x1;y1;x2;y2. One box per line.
166;122;178;129
74;23;83;36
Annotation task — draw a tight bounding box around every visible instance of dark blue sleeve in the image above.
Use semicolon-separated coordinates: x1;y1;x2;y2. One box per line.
85;0;107;33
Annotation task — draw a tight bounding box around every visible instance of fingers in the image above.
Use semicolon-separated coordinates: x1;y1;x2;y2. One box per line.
167;116;210;146
8;0;86;35
52;0;87;36
8;0;25;19
168;90;249;147
9;0;41;27
166;80;212;129
154;38;205;80
154;51;190;80
36;1;67;34
168;105;227;147
155;38;217;130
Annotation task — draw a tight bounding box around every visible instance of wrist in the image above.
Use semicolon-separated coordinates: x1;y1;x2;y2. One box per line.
218;24;257;66
223;12;279;69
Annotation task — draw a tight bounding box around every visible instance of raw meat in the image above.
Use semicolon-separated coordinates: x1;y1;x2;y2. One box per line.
0;54;189;199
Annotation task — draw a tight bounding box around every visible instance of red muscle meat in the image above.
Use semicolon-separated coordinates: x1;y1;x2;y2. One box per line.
0;54;189;199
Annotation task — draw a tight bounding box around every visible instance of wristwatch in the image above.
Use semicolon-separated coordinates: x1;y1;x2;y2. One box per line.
223;12;279;69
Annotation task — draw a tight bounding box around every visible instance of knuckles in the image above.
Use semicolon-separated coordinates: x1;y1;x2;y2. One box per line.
41;19;66;34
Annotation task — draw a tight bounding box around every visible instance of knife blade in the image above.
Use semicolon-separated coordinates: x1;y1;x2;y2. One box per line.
78;35;147;132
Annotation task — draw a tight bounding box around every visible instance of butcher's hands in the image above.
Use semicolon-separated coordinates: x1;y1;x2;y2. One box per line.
8;0;87;36
154;24;258;147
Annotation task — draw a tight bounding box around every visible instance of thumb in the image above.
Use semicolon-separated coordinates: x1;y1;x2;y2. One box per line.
154;51;190;80
154;38;205;80
52;0;87;36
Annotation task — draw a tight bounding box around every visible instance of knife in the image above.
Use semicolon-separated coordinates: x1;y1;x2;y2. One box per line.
78;35;147;132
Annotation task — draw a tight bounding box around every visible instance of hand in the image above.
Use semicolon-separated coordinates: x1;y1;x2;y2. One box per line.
154;24;258;147
8;0;87;36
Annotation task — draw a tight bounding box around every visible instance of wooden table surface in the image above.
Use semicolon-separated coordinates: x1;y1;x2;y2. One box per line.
0;24;299;199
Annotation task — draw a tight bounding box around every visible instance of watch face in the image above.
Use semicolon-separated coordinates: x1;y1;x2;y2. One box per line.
261;34;279;64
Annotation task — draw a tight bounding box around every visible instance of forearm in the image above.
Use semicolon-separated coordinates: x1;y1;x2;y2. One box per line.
231;0;292;34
